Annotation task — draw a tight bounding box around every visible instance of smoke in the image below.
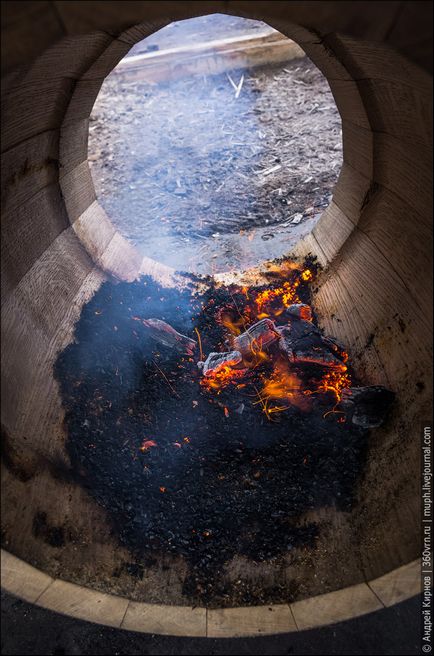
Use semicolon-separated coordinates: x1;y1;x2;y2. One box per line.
88;14;342;274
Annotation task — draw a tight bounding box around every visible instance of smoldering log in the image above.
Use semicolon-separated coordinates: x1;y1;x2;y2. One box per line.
284;303;312;321
233;318;280;355
142;318;196;354
291;347;348;369
198;350;245;375
278;319;319;341
278;326;347;369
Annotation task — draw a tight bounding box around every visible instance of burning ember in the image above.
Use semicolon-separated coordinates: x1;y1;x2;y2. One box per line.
54;257;394;606
194;267;353;419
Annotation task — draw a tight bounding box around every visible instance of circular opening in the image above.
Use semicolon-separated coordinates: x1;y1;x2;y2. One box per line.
88;14;343;275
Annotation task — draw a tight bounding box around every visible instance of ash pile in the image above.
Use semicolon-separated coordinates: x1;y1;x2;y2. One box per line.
54;264;395;606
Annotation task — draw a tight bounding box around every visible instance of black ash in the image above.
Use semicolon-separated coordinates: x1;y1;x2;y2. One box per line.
54;263;391;606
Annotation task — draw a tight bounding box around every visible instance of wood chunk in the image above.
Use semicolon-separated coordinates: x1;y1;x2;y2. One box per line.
142;318;196;354
198;351;243;375
291;347;348;370
278;326;347;369
278;319;320;341
233;319;280;355
284;303;312;321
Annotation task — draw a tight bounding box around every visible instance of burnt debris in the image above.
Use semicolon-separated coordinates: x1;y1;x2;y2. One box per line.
54;262;392;606
142;318;196;354
340;386;395;428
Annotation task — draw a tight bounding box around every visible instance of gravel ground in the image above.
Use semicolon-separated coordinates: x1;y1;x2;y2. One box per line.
89;41;342;274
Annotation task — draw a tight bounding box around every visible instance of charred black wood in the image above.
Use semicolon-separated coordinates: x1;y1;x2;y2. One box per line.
278;320;319;341
233;318;280;355
278;326;346;369
142;318;196;354
284;303;312;321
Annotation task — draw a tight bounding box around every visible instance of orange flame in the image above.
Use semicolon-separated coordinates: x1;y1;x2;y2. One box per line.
219;311;245;336
256;362;311;416
317;369;351;401
201;365;246;392
301;269;313;281
253;280;302;317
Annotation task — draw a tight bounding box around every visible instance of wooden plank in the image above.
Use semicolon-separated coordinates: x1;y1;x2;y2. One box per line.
291;583;383;630
60;160;96;223
37;579;129;628
81;38;132;81
5;33;113;86
110;32;305;84
330;232;432;389
1;550;53;604
313;268;390;386
1;78;73;152
99;231;143;282
328;79;370;129
289;231;328;269
357;185;433;310
53;1;227;34
1;130;59;214
384;1;433;73
1;1;64;76
139;255;177;288
312;201;355;263
373;131;432;219
229;1;401;43
298;42;352;82
62;78;102;127
59;120;89;178
342;121;373;178
331;163;371;222
357;78;432;146
1;184;69;303
369;560;421;607
207;605;296;637
1;231;98;441
326;33;432;89
355;416;422;581
117;20;172;46
123;602;206;636
72;201;116;262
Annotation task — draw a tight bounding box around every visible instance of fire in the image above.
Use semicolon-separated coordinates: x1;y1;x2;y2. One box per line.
201;364;245;392
218;310;246;336
255;362;311;417
253;279;302;317
298;305;312;321
317;369;352;401
202;260;352;416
